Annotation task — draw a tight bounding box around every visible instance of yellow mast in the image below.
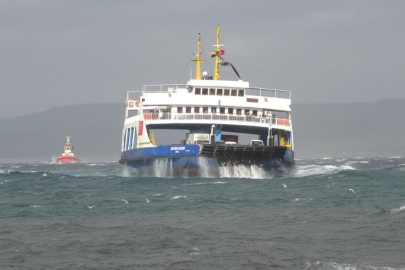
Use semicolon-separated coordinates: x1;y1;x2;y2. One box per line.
210;24;223;80
191;33;205;80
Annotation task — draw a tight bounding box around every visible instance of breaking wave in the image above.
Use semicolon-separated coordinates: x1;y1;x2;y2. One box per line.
305;261;404;270
293;164;356;178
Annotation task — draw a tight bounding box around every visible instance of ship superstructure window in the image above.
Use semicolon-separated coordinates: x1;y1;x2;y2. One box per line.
177;107;183;113
195;88;201;95
252;110;258;116
231;89;237;96
237;109;242;115
202;88;208;95
224;89;230;96
209;88;215;95
203;107;209;113
211;107;217;114
238;89;245;96
186;107;191;113
228;108;234;114
217;89;223;96
245;109;250;115
130;127;135;149
220;107;225;114
126;128;131;150
194;107;200;113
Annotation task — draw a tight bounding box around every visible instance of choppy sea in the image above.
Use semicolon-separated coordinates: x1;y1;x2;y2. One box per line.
1;157;404;270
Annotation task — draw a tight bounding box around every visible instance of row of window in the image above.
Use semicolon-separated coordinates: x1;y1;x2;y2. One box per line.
177;106;260;116
194;88;244;97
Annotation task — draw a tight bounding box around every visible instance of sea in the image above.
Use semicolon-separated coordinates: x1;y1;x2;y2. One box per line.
0;157;404;270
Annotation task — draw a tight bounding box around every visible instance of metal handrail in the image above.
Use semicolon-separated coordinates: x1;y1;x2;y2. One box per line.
142;112;291;126
127;84;291;100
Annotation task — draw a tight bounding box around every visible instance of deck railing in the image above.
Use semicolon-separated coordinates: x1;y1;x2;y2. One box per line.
143;113;291;126
126;85;291;100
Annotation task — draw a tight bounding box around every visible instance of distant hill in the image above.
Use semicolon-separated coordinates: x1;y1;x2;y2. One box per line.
1;99;404;162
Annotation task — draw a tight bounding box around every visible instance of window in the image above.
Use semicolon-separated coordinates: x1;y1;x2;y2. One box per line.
186;107;191;113
203;107;209;114
202;88;208;95
177;107;183;113
245;109;250;115
224;89;230;96
194;107;200;113
209;88;215;95
231;89;237;96
228;108;234;114
238;89;244;96
217;89;223;95
237;109;242;115
252;110;258;116
195;88;201;95
220;107;225;114
211;107;217;114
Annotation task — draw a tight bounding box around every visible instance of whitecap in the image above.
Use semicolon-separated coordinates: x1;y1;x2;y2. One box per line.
212;181;227;184
293;164;355;178
171;195;187;200
390;205;405;214
293;198;313;202
29;205;42;208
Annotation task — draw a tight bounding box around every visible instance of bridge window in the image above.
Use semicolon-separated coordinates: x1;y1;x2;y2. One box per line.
217;89;223;95
231;89;237;96
194;107;200;113
203;107;209;114
228;108;234;114
177;107;183;113
209;88;215;95
224;89;230;96
186;107;191;113
220;107;225;114
202;88;208;95
238;89;245;96
195;88;201;95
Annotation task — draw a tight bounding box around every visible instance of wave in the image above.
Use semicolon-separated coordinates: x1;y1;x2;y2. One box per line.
171;195;187;200
293;164;355;178
390;205;405;214
374;205;405;216
293;198;314;203
306;261;403;270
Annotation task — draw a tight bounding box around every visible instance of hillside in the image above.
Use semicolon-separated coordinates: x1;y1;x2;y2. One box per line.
1;99;404;162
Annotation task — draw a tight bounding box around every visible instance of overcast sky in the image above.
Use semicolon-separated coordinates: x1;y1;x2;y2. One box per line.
1;0;404;118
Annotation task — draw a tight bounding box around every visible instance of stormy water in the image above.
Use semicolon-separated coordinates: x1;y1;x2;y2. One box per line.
1;157;404;270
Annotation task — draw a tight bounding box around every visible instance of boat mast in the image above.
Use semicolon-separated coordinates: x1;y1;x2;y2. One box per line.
191;33;205;80
211;24;223;80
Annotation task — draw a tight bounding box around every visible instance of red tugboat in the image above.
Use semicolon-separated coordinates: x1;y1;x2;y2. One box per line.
57;135;79;163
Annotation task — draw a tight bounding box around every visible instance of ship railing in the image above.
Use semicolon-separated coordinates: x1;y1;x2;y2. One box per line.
145;113;291;126
127;85;291;100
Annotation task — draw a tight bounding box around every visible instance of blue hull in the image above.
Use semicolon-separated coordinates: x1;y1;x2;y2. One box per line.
119;145;294;176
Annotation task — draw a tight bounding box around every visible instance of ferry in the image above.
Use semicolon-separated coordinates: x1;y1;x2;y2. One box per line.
119;26;294;175
57;135;79;163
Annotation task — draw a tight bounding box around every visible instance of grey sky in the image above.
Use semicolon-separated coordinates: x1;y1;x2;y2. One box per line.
1;0;404;118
